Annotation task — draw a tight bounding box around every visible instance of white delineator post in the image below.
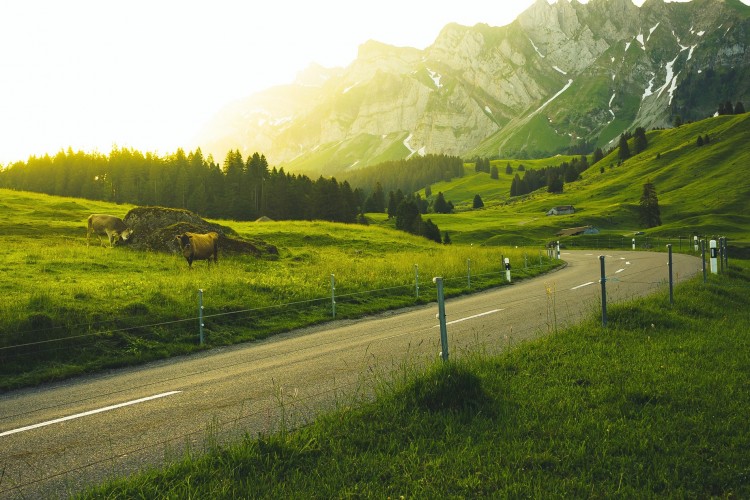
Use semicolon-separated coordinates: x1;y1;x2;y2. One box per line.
710;239;718;274
504;257;511;283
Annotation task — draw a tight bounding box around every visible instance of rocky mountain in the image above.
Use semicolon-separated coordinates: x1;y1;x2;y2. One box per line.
195;0;749;175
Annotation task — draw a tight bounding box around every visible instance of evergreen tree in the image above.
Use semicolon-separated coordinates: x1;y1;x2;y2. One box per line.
510;174;520;197
505;163;513;175
579;154;589;170
563;162;579;183
547;171;564;193
425;185;432;197
364;182;386;213
223;150;245;219
432;192;452;214
420;218;442;243
395;199;421;234
388;189;405;218
472;194;484;209
490;165;499;179
735;101;746;114
633;127;647;154
697;135;705;147
414;193;428;214
592;147;604;165
618;133;631;160
443;231;452;245
639;180;662;228
339;180;358;223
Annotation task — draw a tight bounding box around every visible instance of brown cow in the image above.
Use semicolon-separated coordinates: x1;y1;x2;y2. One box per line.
175;232;219;268
87;214;133;247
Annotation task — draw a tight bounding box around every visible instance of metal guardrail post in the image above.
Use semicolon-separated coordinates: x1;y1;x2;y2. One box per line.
667;244;674;305
414;264;419;299
330;274;336;318
434;277;449;362
198;289;204;345
599;256;607;328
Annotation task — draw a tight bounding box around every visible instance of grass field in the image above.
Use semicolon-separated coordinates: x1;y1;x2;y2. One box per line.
77;259;750;498
0;189;557;391
427;113;750;247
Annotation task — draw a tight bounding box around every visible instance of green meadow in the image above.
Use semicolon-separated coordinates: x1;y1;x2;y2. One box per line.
425;113;750;247
0;189;555;391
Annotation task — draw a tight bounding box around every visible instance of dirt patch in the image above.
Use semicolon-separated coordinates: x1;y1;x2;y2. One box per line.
122;206;278;257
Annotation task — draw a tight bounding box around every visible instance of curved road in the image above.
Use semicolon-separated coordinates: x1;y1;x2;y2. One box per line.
0;250;702;498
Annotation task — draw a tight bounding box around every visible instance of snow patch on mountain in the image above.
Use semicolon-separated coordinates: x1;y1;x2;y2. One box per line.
530;79;574;117
642;75;656;99
403;134;426;159
648;23;660;41
656;55;680;105
636;33;646;50
528;37;545;58
427;69;443;89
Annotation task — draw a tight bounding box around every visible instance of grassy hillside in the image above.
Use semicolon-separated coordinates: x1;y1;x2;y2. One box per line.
0;189;554;391
420;113;750;246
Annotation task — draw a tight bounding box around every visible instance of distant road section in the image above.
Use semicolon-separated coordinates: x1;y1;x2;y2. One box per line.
0;250;701;499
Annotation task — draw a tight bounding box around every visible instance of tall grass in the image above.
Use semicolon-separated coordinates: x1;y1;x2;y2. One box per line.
77;261;750;498
0;191;557;391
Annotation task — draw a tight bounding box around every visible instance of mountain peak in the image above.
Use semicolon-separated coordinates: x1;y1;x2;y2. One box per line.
197;0;750;174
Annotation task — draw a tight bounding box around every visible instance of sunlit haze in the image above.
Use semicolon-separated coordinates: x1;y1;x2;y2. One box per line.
0;0;742;165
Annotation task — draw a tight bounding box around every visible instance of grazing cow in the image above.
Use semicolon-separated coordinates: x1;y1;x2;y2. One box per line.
87;214;133;247
175;232;219;268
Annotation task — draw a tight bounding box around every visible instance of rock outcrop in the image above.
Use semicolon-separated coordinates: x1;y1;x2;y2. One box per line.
195;0;750;172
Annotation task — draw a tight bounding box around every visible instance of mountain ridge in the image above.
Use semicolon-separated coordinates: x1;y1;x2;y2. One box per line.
195;0;749;175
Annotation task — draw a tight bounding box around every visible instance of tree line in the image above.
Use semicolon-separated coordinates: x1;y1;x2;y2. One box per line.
0;147;460;241
340;154;464;196
509;155;590;197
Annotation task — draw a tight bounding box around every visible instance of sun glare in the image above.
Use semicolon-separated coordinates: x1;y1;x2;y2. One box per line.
1;0;745;165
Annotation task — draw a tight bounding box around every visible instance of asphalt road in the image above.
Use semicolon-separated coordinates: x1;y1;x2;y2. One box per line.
0;250;702;499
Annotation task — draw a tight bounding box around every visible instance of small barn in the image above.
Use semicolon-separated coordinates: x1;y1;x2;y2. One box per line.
546;205;576;216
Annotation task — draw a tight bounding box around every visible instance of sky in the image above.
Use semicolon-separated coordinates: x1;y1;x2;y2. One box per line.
0;0;738;165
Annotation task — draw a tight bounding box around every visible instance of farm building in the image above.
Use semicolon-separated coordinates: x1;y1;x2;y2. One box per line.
546;205;575;216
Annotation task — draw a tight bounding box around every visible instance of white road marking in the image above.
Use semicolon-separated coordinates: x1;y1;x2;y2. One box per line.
616;268;625;274
0;391;182;437
571;281;595;290
434;308;503;328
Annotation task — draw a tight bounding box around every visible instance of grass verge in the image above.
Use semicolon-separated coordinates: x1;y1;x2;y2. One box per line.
77;261;750;498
